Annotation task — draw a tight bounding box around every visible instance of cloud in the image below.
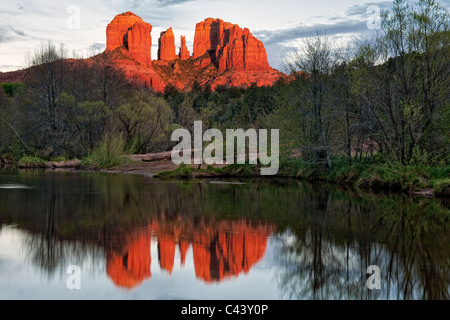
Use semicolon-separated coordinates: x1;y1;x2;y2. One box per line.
121;0;196;9
345;1;392;17
89;43;106;51
346;0;450;19
253;1;396;49
254;20;368;47
0;65;23;72
154;0;197;7
10;27;26;37
0;25;27;43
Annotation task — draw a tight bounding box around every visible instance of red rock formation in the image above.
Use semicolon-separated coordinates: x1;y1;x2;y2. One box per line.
207;69;285;91
126;22;153;66
158;28;177;61
179;36;190;60
193;18;214;58
3;12;288;93
193;18;232;59
106;12;153;66
106;234;151;289
218;31;270;72
101;12;287;92
193;18;270;72
106;12;146;51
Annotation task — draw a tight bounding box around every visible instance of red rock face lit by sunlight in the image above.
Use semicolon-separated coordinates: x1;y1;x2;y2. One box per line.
106;12;146;51
193;18;271;72
101;12;288;92
106;234;151;290
126;22;153;66
0;12;291;93
179;36;190;60
106;12;153;66
158;28;178;61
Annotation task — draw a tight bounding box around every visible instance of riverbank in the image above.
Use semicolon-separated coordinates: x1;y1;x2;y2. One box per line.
7;153;179;178
4;153;449;198
155;163;449;198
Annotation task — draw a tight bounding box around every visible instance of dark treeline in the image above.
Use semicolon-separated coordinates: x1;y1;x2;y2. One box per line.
0;0;448;174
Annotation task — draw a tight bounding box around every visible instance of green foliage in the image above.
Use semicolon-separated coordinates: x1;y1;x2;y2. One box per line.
82;133;128;168
18;155;47;167
156;164;195;180
0;0;448;196
115;95;174;153
431;179;449;197
1;83;25;97
176;165;194;179
275;155;450;193
222;163;260;177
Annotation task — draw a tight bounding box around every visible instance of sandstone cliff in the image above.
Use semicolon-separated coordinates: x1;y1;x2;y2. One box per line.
106;12;153;66
179;36;190;60
158;28;177;61
193;18;271;72
0;12;289;93
103;12;289;92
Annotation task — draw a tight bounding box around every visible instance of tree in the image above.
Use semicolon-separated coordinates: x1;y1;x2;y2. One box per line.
25;40;68;155
116;94;173;153
76;101;111;151
377;0;449;164
347;41;381;165
286;33;336;168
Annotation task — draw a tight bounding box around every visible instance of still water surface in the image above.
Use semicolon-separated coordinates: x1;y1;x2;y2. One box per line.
0;170;448;300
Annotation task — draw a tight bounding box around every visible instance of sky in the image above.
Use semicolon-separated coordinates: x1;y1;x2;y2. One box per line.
0;0;449;72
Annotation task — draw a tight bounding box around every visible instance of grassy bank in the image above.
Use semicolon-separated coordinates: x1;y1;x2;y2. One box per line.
156;156;450;197
7;152;449;198
279;157;449;197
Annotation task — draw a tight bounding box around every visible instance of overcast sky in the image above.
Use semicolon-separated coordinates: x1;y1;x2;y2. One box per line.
0;0;449;72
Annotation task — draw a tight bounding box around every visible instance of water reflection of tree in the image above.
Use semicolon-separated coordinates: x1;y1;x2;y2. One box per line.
22;184;105;280
276;187;449;300
1;173;448;298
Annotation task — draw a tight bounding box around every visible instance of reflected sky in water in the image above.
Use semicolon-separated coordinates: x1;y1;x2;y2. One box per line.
0;226;281;300
0;171;448;300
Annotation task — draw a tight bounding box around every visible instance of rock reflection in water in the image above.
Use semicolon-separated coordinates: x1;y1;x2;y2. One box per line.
0;172;448;299
105;219;274;289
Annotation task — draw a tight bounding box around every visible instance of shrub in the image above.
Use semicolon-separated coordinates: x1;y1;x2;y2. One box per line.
82;133;128;168
1;82;25;97
18;156;47;167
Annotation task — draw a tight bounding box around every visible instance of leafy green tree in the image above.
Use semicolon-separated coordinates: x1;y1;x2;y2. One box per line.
76;101;111;151
116;95;173;153
377;0;449;164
